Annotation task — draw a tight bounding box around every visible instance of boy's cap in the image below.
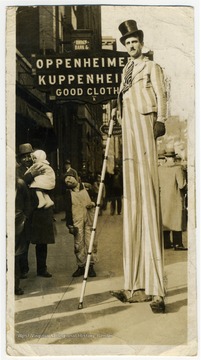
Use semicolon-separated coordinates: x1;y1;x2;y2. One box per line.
66;169;77;178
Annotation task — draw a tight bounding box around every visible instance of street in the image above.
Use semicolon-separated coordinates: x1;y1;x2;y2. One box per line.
13;207;190;356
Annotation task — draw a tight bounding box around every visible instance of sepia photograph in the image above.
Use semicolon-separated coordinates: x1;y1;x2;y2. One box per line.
3;1;199;358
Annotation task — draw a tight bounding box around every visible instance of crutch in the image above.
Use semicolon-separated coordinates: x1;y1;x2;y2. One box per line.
78;107;116;310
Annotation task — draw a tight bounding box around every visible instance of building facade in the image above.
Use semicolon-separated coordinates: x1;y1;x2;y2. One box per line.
16;5;104;211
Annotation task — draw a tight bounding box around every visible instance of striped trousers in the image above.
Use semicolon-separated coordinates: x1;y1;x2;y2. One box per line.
122;93;165;296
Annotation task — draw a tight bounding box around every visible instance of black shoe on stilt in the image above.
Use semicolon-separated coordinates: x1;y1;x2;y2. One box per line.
150;296;165;313
110;290;129;303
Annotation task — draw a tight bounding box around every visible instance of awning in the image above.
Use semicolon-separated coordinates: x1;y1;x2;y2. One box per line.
16;96;53;129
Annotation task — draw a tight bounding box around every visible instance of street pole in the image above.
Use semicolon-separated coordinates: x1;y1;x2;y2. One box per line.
78;116;115;310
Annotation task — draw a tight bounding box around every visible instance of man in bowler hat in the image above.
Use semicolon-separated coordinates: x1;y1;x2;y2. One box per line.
16;143;55;278
16;143;39;277
111;20;167;313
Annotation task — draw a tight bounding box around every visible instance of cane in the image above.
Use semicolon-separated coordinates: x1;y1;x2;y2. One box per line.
78;115;116;310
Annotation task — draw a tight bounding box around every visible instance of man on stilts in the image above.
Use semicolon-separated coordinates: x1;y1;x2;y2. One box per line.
111;20;167;313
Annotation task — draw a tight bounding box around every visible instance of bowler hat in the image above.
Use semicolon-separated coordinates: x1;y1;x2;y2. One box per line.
119;20;144;45
158;149;166;159
18;143;33;155
164;151;177;157
158;154;165;160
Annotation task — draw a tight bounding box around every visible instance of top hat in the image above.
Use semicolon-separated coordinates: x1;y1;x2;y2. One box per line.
119;20;144;45
18;143;33;155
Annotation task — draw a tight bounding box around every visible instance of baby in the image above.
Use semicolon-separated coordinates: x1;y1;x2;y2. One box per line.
26;149;55;209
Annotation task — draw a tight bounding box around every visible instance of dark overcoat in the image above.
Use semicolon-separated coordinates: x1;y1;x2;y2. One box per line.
27;187;55;245
16;164;55;245
15;178;31;256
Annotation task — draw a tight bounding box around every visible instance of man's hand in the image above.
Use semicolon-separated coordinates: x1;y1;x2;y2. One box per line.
30;164;46;177
86;202;95;209
154;121;166;139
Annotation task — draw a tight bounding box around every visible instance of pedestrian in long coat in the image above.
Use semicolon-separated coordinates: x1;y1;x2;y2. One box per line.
111;20;167;313
110;165;123;215
158;150;187;250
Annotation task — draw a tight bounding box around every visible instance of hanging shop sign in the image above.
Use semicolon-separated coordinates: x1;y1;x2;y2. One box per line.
100;123;122;136
73;39;90;50
31;50;129;104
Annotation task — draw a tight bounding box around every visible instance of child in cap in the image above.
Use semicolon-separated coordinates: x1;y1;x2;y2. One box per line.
25;149;55;209
65;170;97;277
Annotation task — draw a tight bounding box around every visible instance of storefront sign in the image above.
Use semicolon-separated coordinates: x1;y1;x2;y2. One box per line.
73;39;90;50
100;123;122;136
32;50;129;103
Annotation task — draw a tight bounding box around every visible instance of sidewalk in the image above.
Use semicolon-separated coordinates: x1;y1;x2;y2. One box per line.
13;209;191;356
